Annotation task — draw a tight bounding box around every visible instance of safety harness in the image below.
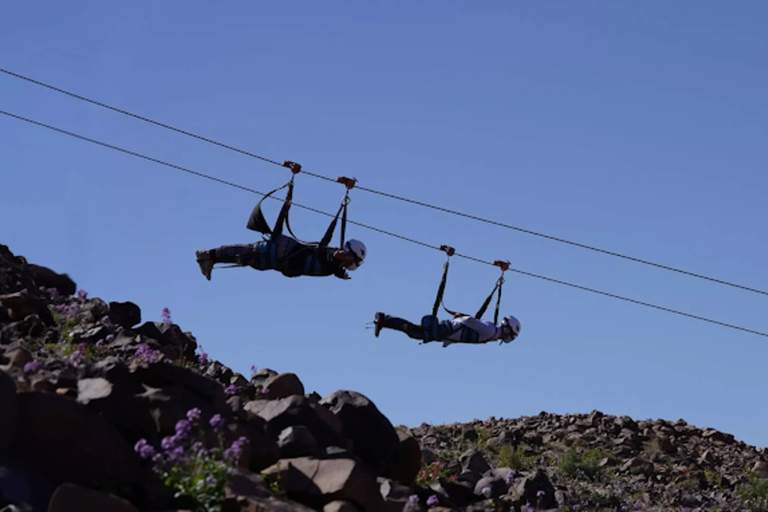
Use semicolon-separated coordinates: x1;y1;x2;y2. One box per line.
420;245;510;343
243;161;356;271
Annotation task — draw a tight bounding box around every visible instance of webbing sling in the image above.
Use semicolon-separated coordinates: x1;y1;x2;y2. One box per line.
421;251;510;343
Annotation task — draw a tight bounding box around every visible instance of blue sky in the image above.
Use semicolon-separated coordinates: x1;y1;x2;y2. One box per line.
2;1;767;449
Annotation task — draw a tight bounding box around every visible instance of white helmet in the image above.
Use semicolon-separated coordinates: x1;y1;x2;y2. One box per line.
501;315;521;342
343;239;367;271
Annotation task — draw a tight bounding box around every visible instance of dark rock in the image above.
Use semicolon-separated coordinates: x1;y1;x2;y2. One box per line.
319;390;401;476
505;469;556;509
72;325;111;345
460;449;490;475
278;425;319;458
26;264;76;297
132;362;228;413
108;301;142;328
0;291;53;326
385;426;422;487
263;372;305;399
262;456;387;512
244;396;348;451
47;483;140;512
250;367;278;384
0;369;17;450
12;391;141;492
3;348;33;369
133;322;197;361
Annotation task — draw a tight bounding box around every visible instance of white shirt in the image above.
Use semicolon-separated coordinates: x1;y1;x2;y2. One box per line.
444;315;502;342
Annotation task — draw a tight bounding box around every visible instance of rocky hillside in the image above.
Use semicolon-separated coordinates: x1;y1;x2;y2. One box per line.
0;242;766;512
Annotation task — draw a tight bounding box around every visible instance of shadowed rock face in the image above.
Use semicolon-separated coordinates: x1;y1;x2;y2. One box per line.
1;242;766;512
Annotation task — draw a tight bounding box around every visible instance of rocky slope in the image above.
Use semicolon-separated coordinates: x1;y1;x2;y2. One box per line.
0;242;766;512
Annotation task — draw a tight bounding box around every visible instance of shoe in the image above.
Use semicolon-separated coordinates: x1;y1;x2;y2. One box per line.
373;312;384;338
196;250;214;281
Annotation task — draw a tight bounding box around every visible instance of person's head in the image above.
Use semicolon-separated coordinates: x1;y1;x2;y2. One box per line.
341;239;367;271
500;315;521;342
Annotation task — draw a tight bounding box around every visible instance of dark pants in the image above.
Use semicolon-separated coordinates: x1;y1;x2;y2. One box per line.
210;234;298;271
378;313;456;341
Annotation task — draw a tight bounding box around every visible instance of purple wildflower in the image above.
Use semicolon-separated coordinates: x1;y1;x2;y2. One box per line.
95;339;104;347
426;495;439;507
262;387;269;395
76;289;87;300
69;344;88;366
23;360;42;374
186;407;202;424
132;343;164;365
166;445;184;463
537;490;545;497
209;414;226;434
505;471;515;484
198;351;208;364
134;439;155;459
224;384;237;396
175;419;192;439
106;334;115;342
525;503;534;512
204;474;217;488
161;435;179;451
223;436;249;464
47;287;59;299
481;485;492;497
191;441;206;455
161;307;172;324
408;495;419;503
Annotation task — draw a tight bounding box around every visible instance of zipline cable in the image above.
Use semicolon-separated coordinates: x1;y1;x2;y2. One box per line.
2;109;767;339
2;67;767;298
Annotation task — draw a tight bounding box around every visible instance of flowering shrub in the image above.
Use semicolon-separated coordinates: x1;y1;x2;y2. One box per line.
132;343;170;365
134;408;249;512
415;460;455;486
197;345;209;365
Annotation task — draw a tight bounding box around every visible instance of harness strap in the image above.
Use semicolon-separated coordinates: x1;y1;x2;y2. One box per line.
433;245;454;318
271;175;296;238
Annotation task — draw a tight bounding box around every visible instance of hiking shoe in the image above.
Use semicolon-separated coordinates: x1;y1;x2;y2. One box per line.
373;312;384;338
196;250;213;281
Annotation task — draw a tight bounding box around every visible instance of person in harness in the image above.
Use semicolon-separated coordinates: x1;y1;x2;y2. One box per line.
372;311;521;347
371;246;521;347
195;162;367;281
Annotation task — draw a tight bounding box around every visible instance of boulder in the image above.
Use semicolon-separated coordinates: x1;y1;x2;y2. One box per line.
262;456;387;512
26;264;76;297
385;426;422;487
0;291;53;325
12;391;141;491
0;369;18;450
47;483;140;512
108;301;142;328
319;390;401;476
263;372;305;399
244;396;348;450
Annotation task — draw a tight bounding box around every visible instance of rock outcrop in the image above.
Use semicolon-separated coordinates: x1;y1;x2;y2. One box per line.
0;242;766;512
